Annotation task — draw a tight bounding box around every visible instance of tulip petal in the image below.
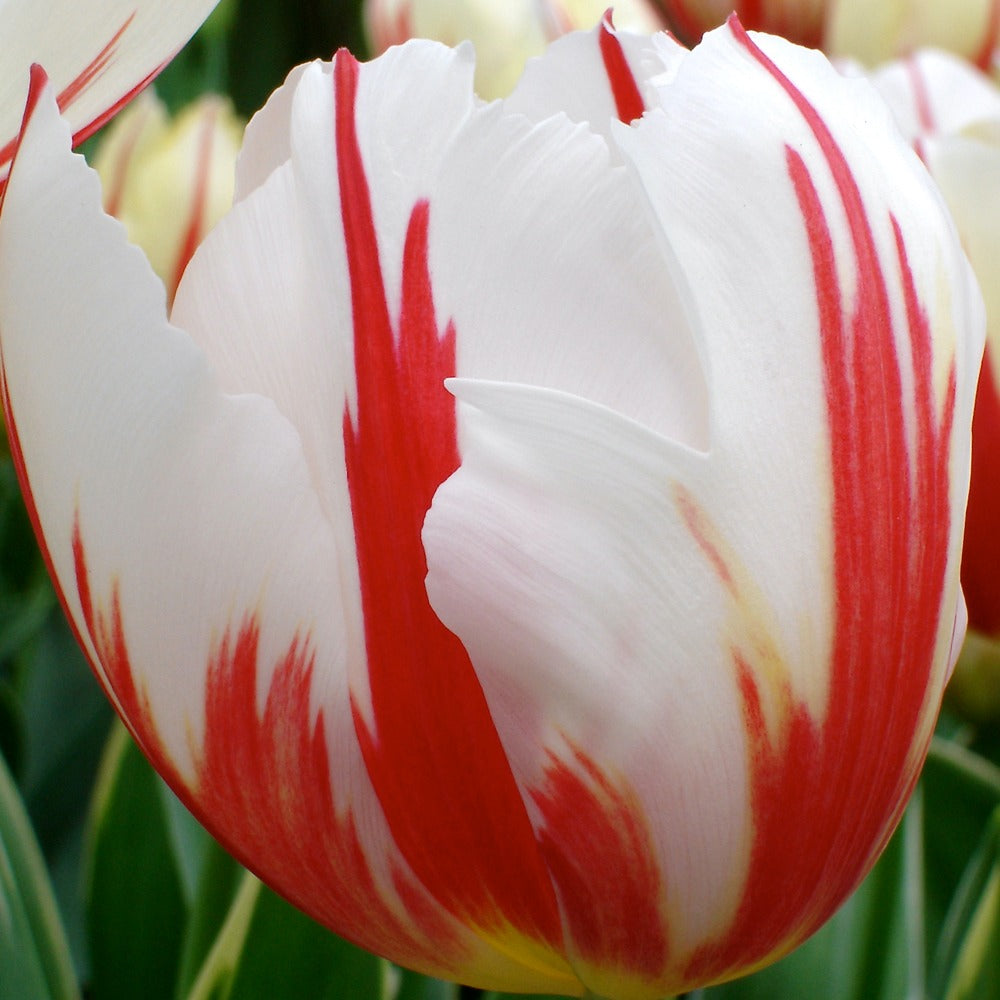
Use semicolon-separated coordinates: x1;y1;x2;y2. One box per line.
175;45;586;991
424;21;981;996
0;0;220;184
0;69;579;994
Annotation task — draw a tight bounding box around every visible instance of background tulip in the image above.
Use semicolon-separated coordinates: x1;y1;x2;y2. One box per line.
827;0;1000;71
869;51;1000;722
0;16;984;1000
650;0;826;46
363;0;664;97
92;90;244;303
1;0;221;186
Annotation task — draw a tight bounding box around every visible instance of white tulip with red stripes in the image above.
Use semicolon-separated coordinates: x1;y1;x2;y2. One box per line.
1;0;220;186
0;16;983;1000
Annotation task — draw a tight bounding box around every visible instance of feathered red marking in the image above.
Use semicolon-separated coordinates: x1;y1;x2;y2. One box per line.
599;12;646;123
332;50;563;945
70;520;464;975
687;21;956;978
532;746;669;977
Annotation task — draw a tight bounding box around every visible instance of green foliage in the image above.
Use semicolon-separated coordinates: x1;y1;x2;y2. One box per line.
0;750;78;1000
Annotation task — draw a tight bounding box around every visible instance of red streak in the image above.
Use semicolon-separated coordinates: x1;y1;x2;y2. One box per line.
962;345;1000;634
532;746;669;977
598;12;646;123
332;51;562;945
688;19;955;979
2;15;167;182
69;525;459;973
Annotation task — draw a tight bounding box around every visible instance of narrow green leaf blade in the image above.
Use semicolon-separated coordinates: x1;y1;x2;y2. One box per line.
0;748;79;1000
935;807;1000;1000
185;871;389;1000
85;724;187;1000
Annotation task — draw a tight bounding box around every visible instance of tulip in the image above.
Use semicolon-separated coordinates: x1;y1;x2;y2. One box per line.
363;0;664;97
869;51;1000;720
650;0;826;47
827;0;1000;72
92;90;243;303
1;0;221;187
0;16;982;999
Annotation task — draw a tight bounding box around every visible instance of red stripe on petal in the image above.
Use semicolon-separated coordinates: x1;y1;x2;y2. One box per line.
687;21;956;979
599;12;646;124
962;345;1000;634
532;745;668;978
332;52;563;946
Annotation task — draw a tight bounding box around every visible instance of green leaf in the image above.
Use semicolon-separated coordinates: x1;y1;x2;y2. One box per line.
696;790;924;1000
85;724;187;1000
19;607;114;980
394;969;461;1000
175;839;243;999
923;738;1000;953
185;872;390;1000
932;806;1000;1000
0;747;79;1000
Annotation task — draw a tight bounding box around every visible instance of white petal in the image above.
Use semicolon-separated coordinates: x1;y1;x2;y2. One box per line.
428;100;708;450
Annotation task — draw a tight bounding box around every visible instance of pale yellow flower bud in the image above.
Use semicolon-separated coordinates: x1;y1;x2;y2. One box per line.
93;91;244;303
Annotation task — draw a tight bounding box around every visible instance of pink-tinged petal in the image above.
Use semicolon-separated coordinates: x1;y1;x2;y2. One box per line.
0;0;220;184
506;16;685;138
0;68;575;993
425;19;981;996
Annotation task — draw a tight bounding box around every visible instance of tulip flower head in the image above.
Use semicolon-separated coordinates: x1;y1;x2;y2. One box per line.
363;0;664;97
869;50;1000;720
0;16;983;999
651;0;826;46
1;0;221;187
92;91;244;303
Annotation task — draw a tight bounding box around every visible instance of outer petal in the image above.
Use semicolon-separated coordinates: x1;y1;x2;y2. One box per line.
0;68;577;994
0;0;219;183
424;21;982;997
827;0;1000;71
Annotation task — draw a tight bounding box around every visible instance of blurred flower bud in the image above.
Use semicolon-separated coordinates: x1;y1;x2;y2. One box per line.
93;90;244;303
